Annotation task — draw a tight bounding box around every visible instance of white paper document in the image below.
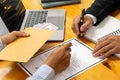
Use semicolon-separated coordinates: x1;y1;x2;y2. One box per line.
18;38;105;80
33;23;58;30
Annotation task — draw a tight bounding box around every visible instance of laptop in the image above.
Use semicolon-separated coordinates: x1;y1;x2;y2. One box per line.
1;1;66;41
21;9;66;41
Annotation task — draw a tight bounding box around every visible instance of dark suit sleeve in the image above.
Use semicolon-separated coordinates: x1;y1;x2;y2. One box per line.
85;0;117;26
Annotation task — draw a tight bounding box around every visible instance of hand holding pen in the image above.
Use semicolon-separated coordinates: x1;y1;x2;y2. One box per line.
78;9;86;38
72;9;94;38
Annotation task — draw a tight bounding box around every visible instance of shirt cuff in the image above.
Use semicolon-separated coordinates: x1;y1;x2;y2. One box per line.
85;14;97;24
0;39;4;51
33;64;55;80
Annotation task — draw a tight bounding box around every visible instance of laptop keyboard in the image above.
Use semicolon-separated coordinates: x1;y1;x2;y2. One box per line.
25;11;48;28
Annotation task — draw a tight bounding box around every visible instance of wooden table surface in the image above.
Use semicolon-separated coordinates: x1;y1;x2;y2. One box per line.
1;0;120;80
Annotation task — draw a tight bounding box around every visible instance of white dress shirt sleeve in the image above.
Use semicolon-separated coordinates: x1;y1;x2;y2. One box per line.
85;14;97;24
0;39;4;51
26;64;55;80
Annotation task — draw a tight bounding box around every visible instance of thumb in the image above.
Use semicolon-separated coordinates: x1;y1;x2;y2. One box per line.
80;20;92;32
12;31;30;37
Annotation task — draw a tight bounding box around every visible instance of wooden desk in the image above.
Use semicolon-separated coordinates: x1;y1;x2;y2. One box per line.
0;0;120;80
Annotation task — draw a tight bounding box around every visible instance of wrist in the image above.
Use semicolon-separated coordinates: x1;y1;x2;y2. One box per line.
33;64;55;80
45;61;56;71
85;14;97;25
45;63;57;74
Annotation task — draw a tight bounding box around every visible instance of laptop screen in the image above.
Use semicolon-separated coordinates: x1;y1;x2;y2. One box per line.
0;0;25;32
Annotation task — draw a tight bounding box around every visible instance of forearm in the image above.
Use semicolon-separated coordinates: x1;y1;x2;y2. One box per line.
86;0;117;26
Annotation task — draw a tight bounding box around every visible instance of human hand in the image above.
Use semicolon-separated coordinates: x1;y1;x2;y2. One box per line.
1;31;30;47
93;35;120;59
45;42;72;74
72;15;93;36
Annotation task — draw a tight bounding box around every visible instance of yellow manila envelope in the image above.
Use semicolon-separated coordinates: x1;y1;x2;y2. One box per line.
0;27;55;62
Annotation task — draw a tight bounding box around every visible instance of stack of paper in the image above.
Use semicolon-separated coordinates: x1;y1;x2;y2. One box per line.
85;15;120;43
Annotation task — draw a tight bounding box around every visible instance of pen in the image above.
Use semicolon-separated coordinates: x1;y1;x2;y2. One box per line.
78;9;86;38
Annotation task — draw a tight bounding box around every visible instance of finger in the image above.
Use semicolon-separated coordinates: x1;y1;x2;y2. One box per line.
74;22;80;35
72;23;77;34
63;50;71;59
93;39;110;54
99;48;115;59
67;47;71;52
80;31;86;36
65;52;71;62
97;35;110;44
94;38;109;53
73;16;81;35
80;21;90;32
79;21;90;37
63;42;72;50
11;31;30;37
93;43;113;57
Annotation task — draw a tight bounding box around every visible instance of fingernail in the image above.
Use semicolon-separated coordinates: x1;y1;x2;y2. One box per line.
93;53;96;57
